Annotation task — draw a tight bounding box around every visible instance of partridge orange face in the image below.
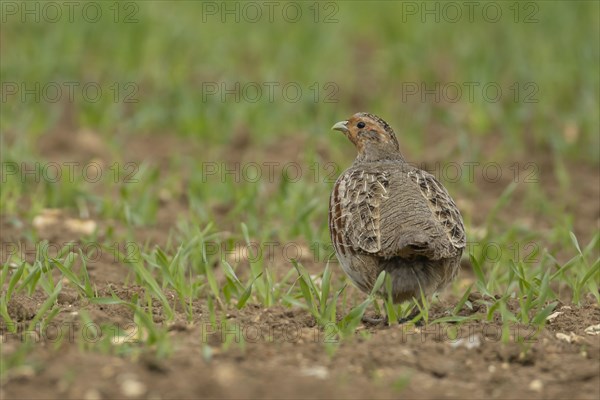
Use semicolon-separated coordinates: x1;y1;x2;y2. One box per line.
331;112;400;156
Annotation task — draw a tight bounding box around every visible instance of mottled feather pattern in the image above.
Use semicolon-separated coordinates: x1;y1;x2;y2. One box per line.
344;169;389;253
408;169;466;249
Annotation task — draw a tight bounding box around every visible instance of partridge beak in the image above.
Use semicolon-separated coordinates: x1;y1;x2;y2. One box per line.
331;120;349;133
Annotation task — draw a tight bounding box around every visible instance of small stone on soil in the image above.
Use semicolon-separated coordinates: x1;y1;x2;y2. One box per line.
450;335;481;349
546;311;563;321
529;379;543;392
300;366;329;379
120;378;146;398
584;324;600;335
556;332;585;343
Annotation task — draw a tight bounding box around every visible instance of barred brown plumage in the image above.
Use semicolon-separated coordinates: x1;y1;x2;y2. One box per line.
329;112;466;310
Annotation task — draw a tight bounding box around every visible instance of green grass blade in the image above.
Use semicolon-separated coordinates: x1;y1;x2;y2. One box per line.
237;272;263;309
27;281;62;334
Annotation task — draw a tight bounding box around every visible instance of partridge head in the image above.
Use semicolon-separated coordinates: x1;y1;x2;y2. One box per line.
331;112;403;162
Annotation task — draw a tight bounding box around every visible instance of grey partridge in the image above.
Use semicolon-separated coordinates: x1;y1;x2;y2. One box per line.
329;112;466;307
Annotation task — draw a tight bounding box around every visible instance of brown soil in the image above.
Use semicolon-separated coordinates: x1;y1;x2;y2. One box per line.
1;129;599;399
2;286;599;400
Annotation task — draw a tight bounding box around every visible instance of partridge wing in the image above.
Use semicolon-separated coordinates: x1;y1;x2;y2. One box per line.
407;169;466;250
330;169;390;254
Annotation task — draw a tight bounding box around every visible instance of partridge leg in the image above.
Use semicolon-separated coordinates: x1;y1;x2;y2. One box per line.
361;314;388;325
397;307;424;326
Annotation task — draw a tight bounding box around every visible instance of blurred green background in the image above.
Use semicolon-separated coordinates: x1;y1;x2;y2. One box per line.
3;1;598;152
1;0;598;247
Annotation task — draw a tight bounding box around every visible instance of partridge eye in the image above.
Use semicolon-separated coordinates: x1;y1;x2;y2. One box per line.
357;121;366;129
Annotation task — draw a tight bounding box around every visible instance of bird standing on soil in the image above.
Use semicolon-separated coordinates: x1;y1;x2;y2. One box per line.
328;112;466;322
